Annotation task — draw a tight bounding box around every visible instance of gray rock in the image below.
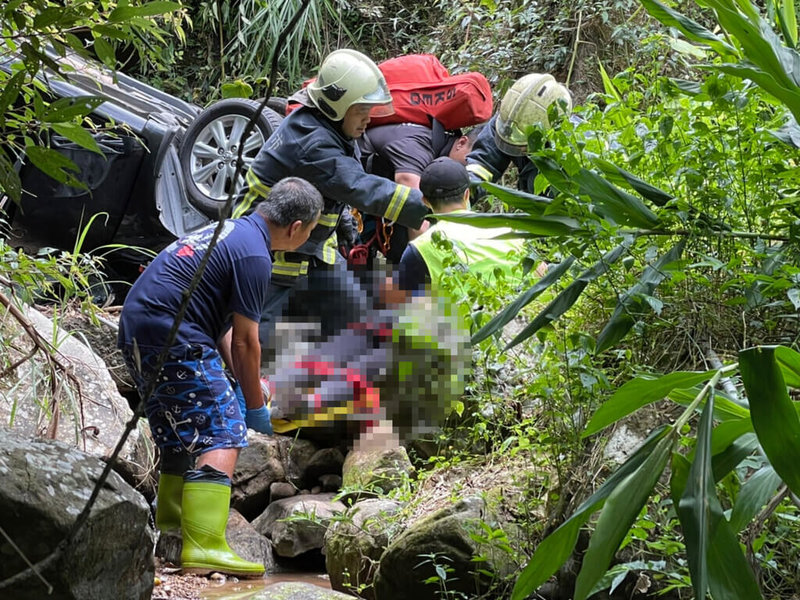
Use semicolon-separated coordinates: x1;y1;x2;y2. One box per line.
269;481;297;502
318;473;342;493
374;496;516;600
324;499;403;599
243;581;353;599
233;432;286;519
0;303;140;462
342;446;414;494
252;494;345;558
278;435;318;488
305;447;345;482
0;427;154;599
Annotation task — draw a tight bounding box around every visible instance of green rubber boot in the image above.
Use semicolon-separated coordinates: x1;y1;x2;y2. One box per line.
180;477;265;578
155;473;183;532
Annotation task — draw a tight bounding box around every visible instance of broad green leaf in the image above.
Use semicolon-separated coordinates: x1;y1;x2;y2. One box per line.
584;370;715;437
640;0;737;56
715;63;800;121
43;96;105;122
477;181;551;215
221;79;254;99
740;345;800;496
0;70;25;127
712;433;759;481
108;1;181;22
24;146;84;189
93;36;115;68
776;0;799;47
573;434;673;600
729;465;783;533
49;123;102;154
591;158;674;207
769;118;800;147
677;389;716;599
433;212;581;236
775;345;800;387
512;426;673;600
710;418;754;455
471;256;575;344
32;6;64;29
595;240;685;353
505;243;628;350
669;386;750;420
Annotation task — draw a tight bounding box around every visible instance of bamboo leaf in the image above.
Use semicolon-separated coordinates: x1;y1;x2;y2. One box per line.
591;158;674;207
584;369;715;437
512;426;673;600
505;243;629;350
729;465;783;533
598;60;622;101
571;168;660;228
712;432;759;481
669;386;751;420
595;240;685;353
573;434;673;600
471;256;576;344
432;212;581;236
740;345;800;496
677;388;716;599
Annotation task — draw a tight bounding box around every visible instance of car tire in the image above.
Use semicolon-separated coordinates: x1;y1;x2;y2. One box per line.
179;98;283;217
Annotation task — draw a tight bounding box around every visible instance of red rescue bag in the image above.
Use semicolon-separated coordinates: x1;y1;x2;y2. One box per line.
370;54;493;130
287;54;492;131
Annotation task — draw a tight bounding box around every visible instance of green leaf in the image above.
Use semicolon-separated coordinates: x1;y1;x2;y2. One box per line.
108;1;181;22
221;79;254;99
0;70;26;127
677;388;716;599
571;168;660;228
640;0;737;56
595;240;685;353
598;60;621;101
43;96;106;123
49;123;102;154
512;426;673;600
573;434;673;600
669;386;750;421
93;36;115;68
32;6;63;29
477;181;552;215
712;433;759;482
740;346;800;496
0;151;22;204
591;158;674;207
505;243;629;350
584;369;715;437
775;345;800;387
24;146;84;189
729;465;783;533
471;256;576;344
432;212;581;236
777;0;798;47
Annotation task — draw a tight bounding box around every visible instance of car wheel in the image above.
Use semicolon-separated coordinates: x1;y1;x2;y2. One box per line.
179;98;283;217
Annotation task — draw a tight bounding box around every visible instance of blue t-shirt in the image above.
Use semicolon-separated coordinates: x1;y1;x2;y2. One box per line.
118;214;272;350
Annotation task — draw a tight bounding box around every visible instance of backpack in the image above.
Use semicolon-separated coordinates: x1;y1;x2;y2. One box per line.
286;54;493;131
370;54;493;130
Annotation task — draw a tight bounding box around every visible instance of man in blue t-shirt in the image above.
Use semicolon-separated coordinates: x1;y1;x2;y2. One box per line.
118;177;321;578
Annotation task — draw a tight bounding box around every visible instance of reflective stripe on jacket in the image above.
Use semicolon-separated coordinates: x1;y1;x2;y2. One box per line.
243;107;430;284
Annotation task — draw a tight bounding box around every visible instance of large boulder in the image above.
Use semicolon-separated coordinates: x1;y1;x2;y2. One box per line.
0;302;139;462
0;427;154;599
253;494;345;558
374;496;519;600
324;499;403;600
342;445;414;494
232;432;287;519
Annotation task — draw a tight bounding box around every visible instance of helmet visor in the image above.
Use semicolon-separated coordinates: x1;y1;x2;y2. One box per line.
369;101;395;118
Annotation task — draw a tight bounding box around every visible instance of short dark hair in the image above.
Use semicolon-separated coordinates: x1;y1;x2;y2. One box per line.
465;123;486;146
255;177;323;226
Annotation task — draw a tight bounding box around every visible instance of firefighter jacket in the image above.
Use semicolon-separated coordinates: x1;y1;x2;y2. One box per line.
465;115;538;199
243;106;430;285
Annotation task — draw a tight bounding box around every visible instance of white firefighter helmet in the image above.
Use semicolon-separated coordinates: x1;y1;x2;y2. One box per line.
494;73;572;156
307;49;394;122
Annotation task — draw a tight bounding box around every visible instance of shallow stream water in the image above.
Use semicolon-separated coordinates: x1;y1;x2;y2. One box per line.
201;572;331;599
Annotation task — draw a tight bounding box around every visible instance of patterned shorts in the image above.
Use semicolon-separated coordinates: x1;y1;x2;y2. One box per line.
122;344;247;457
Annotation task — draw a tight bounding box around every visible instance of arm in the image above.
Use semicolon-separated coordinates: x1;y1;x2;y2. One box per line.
394;172;429;240
230;313;263;410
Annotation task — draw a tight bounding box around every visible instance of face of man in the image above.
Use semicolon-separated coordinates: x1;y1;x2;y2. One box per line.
447;135;474;164
341;104;372;139
287;216;319;251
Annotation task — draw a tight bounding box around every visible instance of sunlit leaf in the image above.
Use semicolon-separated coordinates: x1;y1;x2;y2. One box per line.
49;123;102;154
477;181;551;215
433;212;581;236
775;344;800;387
729;465;783;533
23;146;84;189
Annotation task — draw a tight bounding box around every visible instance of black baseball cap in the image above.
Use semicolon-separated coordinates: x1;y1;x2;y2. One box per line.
420;157;470;204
